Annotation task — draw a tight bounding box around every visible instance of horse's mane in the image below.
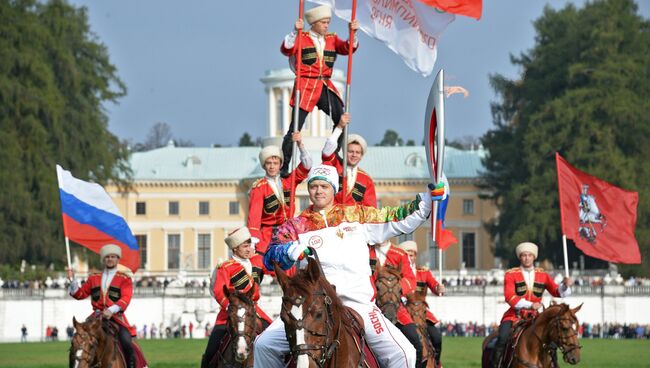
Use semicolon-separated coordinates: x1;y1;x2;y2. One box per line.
377;263;401;278
287;267;345;314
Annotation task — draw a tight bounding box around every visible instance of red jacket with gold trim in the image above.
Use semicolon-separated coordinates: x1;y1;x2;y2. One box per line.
501;267;561;323
321;153;376;207
415;267;442;324
369;244;417;325
247;164;310;255
281;31;357;112
71;272;136;336
212;255;272;326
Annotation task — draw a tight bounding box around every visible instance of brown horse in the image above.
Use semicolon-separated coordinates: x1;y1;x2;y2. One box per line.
482;303;583;368
69;316;126;368
212;286;259;368
274;257;376;368
405;292;437;368
374;262;402;324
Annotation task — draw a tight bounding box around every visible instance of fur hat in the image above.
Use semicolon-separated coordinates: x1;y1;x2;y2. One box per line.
100;244;122;259
305;5;332;25
308;164;339;193
259;146;283;169
398;240;418;253
225;227;252;250
516;242;538;259
347;134;367;155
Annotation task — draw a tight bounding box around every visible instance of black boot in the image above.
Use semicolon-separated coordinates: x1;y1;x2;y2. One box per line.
491;345;505;368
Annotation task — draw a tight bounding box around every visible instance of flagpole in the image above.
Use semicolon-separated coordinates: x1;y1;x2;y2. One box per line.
289;0;305;216
562;234;570;278
65;236;73;278
342;0;358;199
438;248;442;280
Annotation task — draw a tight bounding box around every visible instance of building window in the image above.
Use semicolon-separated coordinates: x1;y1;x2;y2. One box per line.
199;201;210;215
229;201;239;215
169;201;179;215
167;234;181;270
136;202;146;215
136;235;147;269
462;232;476;269
198;234;211;269
398;232;413;245
463;199;475;215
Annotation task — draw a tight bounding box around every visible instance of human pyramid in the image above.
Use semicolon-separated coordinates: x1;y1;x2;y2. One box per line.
66;4;575;368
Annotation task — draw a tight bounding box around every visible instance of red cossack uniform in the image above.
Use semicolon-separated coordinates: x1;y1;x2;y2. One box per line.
212;255;272;326
247;165;310;255
415;267;442;324
281;31;357;112
321;153;377;207
369;245;417;325
71;272;136;336
501;267;562;323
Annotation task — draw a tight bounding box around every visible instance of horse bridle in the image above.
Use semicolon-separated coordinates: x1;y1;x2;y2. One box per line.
71;330;110;368
220;293;258;367
375;271;401;322
282;248;342;368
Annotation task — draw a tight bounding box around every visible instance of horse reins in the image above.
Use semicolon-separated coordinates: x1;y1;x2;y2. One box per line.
219;293;258;368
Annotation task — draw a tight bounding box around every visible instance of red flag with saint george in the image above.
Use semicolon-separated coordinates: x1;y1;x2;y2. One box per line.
555;153;640;264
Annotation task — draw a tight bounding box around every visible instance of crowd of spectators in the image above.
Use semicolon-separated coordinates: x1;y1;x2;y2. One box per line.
437;321;650;339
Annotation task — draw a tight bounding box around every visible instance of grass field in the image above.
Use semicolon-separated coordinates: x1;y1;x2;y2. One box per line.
0;337;648;367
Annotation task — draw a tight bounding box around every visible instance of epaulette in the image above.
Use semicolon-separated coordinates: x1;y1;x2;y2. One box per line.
115;271;133;279
417;266;429;271
535;267;545;272
326;32;337;37
505;267;520;274
251;178;266;189
218;259;236;269
392;247;407;256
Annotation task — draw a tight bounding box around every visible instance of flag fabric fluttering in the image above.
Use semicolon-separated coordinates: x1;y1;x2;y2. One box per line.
436;174;458;250
556;153;640;264
56;165;140;272
307;0;455;76
417;0;482;20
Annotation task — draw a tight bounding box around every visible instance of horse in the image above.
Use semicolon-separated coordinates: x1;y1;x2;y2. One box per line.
274;256;378;368
482;303;583;368
374;262;402;324
69;316;126;368
210;286;259;368
405;292;437;368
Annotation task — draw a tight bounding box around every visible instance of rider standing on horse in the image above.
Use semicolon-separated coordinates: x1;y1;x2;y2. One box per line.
399;240;446;368
67;244;137;368
370;240;427;367
492;242;573;368
202;226;273;368
247;135;312;255
256;164;446;368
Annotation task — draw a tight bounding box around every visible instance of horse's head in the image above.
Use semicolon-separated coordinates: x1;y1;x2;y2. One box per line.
275;258;340;368
374;262;402;324
69;317;102;368
544;303;583;365
224;285;257;363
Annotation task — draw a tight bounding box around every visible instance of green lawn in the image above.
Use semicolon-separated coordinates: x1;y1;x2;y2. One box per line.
0;337;648;367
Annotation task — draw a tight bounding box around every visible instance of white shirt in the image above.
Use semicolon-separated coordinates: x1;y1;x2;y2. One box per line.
233;254;252;276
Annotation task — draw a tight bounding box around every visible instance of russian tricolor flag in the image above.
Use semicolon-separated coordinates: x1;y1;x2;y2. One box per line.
436;174;458;251
56;165;140;272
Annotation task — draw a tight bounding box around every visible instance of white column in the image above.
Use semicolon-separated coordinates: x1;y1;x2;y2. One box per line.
282;88;290;133
268;88;276;137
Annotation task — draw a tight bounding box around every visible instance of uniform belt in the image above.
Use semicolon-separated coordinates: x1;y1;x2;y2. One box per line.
303;76;330;80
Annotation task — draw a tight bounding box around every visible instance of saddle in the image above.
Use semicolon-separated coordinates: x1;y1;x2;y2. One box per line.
101;319;148;368
342;307;380;368
501;318;534;368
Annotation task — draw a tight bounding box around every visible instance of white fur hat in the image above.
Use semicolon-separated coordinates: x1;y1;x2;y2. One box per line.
398;240;418;253
516;242;539;259
259;145;283;169
305;5;332;25
225;227;252;250
348;134;367;155
100;244;122;259
308;164;339;193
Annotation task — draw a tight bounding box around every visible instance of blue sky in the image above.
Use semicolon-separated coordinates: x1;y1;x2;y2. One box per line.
69;0;649;147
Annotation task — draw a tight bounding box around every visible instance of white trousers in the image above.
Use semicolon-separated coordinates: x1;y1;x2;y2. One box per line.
254;301;415;368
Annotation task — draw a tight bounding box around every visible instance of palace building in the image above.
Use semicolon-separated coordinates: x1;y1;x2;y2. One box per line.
104;69;498;276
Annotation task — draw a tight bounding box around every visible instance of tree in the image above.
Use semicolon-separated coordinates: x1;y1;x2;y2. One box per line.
0;0;131;266
238;132;256;147
377;129;404;146
481;0;650;275
144;122;173;149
